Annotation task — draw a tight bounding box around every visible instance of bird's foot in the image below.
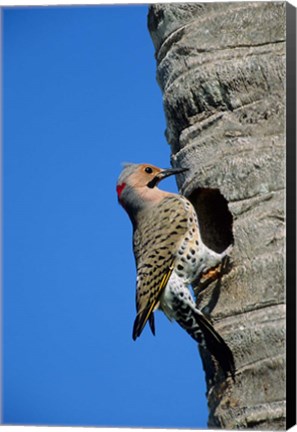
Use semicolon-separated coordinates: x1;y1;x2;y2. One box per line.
199;264;223;289
198;254;232;293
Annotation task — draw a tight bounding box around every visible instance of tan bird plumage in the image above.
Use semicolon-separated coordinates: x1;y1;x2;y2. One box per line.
116;163;235;378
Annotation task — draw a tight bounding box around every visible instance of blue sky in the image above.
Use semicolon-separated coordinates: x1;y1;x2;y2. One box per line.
3;5;208;428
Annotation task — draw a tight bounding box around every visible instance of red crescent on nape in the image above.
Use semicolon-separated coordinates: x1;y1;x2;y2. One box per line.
116;182;126;198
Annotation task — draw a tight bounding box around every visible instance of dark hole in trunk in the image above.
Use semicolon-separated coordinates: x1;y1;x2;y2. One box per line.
188;188;234;253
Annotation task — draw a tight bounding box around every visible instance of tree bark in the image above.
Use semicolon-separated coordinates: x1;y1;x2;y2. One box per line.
148;2;286;429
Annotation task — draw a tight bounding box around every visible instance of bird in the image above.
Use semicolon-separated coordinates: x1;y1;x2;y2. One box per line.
116;162;235;379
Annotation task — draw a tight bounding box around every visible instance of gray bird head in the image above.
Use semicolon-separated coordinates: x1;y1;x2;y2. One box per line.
116;162;188;224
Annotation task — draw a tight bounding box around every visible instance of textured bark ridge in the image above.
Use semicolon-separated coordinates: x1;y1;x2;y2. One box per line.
148;2;285;429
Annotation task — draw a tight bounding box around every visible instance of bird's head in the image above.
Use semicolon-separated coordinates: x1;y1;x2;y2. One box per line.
116;163;188;220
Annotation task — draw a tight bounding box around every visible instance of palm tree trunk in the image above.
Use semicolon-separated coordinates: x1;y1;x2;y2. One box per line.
148;2;286;429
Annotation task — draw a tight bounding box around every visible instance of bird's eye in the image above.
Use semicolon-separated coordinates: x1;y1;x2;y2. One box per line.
145;167;153;174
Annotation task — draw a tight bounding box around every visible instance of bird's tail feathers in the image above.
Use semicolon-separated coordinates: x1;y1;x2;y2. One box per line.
176;306;235;379
193;309;235;379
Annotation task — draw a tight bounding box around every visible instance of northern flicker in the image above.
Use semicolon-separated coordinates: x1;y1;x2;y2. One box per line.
116;162;235;378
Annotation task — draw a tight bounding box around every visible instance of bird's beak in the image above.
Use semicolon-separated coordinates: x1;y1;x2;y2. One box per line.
147;167;188;189
159;167;189;179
